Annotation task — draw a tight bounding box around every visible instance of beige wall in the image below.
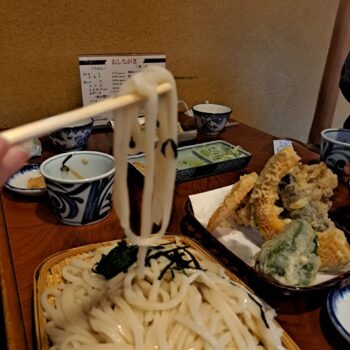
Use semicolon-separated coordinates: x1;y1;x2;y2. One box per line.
1;1;347;142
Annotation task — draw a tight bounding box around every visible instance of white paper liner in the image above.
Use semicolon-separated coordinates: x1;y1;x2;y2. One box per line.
189;186;348;286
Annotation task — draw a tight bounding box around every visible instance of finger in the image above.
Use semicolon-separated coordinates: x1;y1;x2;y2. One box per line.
0;137;9;159
0;146;30;185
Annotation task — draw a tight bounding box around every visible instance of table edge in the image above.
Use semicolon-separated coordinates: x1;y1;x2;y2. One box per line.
0;193;28;349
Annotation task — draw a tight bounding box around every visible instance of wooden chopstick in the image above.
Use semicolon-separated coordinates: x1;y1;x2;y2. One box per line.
0;82;172;146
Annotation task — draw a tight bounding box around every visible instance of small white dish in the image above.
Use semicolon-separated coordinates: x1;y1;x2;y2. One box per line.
327;284;350;343
5;164;46;196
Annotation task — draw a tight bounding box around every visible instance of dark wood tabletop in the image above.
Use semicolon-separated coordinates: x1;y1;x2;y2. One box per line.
1;118;349;350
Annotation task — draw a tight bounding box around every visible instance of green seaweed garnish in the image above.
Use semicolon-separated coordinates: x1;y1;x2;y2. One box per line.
93;241;138;279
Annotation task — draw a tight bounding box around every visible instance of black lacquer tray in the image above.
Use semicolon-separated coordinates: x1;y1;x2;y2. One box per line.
181;199;350;312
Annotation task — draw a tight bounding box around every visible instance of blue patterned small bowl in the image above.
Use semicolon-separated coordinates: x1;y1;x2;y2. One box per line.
49;119;94;151
40;151;115;226
320;128;350;178
327;283;350;343
193;104;232;135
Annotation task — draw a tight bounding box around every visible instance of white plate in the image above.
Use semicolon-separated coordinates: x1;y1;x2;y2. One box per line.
5;164;46;196
327;284;350;343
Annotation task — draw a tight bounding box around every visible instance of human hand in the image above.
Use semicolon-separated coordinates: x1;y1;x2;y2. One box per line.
0;137;30;187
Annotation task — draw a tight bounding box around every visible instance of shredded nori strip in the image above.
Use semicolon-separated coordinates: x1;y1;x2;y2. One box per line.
145;244;205;280
93;241;204;281
229;280;269;329
247;293;269;328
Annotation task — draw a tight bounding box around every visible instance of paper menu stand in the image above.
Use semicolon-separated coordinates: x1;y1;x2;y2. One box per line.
79;54;166;127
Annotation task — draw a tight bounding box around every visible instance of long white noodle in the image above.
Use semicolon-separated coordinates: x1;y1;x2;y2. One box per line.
113;66;177;247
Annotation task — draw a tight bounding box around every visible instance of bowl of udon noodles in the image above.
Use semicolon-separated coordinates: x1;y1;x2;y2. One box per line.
40;151;115;226
34;235;298;350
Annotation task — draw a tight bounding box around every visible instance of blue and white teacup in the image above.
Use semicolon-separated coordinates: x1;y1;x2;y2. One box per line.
193;103;232;136
49;119;94;151
320;128;350;181
40;151;115;226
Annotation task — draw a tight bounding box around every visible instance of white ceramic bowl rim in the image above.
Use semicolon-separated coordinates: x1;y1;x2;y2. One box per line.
321;128;350;148
192;104;232;114
327;285;350;343
40;151;115;184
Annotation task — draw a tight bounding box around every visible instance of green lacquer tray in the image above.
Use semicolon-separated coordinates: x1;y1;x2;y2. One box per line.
128;140;251;183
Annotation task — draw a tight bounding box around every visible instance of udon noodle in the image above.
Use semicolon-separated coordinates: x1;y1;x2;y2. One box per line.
41;67;285;349
112;66;177;278
41;239;285;349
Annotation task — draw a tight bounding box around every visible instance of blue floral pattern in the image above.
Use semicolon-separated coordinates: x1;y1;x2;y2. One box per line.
195;114;229;135
45;174;114;225
49;122;93;151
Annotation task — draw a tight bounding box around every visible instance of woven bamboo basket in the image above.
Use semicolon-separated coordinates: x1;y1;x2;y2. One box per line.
33;234;300;350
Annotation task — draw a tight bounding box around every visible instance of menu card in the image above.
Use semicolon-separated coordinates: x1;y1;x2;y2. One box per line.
79;54;166;127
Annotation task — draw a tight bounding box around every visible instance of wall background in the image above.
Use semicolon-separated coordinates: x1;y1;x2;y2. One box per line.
0;0;348;142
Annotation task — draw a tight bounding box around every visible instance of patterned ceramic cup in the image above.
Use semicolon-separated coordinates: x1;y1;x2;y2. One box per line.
320;128;350;179
49;119;94;151
193;104;232;135
40;151;115;226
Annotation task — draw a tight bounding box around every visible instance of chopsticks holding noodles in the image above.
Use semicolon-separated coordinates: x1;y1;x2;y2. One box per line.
0;82;172;146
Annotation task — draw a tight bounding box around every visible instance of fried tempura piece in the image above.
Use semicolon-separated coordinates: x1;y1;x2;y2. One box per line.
317;226;350;270
232;195;253;226
288;202;333;233
277;162;350;269
250;146;300;240
207;172;258;232
279;162;337;232
255;220;320;286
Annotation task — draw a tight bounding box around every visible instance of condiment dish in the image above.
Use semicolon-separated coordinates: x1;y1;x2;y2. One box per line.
5;164;46;196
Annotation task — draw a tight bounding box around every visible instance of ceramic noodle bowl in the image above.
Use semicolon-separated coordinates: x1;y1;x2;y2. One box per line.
49;119;94;151
193;103;232;135
40;151;115;226
320;128;350;179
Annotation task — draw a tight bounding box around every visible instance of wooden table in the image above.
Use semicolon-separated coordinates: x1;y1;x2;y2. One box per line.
1;120;349;349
